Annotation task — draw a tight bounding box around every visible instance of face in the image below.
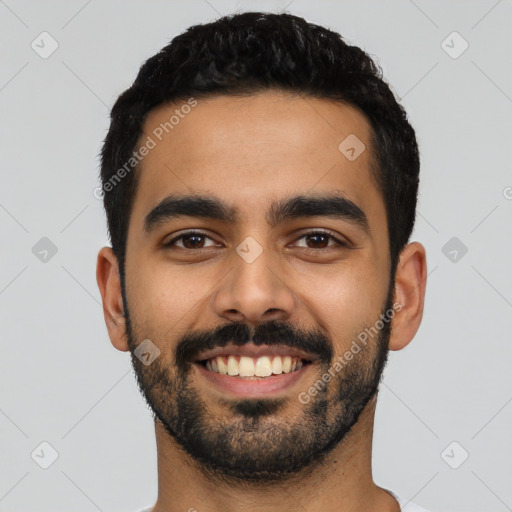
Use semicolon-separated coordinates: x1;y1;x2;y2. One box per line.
122;91;393;482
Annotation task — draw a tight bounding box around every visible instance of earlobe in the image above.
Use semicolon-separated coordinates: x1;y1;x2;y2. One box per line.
96;246;129;352
388;242;427;351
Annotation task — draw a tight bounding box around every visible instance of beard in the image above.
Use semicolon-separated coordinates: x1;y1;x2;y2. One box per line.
123;287;393;485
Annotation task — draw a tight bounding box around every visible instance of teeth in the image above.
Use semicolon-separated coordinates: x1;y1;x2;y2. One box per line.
227;355;239;376
272;356;282;375
205;355;305;377
239;356;255;377
217;357;228;375
255;356;272;377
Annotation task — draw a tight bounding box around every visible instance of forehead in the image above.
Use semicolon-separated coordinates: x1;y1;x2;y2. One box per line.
130;91;384;229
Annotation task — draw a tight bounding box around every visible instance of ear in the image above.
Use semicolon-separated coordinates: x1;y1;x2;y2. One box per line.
388;242;427;351
96;246;129;352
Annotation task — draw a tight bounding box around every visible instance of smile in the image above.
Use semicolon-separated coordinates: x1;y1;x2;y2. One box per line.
192;344;315;398
202;355;308;378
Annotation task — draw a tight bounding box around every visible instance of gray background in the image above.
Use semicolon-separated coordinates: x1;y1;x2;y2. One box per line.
1;1;511;511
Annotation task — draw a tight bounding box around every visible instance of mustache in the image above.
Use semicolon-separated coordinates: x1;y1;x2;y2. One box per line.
175;320;333;368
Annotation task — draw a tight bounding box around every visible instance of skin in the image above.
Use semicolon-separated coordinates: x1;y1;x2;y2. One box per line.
97;91;427;512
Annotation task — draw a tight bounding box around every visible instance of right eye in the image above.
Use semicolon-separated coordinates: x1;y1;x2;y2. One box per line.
163;230;220;250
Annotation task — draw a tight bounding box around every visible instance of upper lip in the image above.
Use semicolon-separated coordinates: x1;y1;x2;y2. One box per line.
194;343;318;362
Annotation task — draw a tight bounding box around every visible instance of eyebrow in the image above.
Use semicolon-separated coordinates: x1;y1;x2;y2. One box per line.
144;193;369;234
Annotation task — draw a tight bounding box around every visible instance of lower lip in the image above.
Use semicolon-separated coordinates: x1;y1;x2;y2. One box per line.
193;362;311;398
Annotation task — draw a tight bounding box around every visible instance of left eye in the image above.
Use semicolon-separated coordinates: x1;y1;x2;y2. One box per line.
164;230;344;250
293;231;344;249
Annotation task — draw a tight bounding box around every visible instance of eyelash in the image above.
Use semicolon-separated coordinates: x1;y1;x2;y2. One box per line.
164;229;347;250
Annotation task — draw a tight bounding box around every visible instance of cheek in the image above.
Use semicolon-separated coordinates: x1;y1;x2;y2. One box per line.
299;264;388;349
127;262;215;331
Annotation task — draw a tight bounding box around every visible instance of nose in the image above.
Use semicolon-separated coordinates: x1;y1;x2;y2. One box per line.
212;240;295;325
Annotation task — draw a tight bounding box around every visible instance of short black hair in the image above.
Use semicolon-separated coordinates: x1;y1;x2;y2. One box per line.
100;11;419;281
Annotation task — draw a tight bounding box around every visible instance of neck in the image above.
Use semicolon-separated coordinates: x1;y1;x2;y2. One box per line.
151;397;399;512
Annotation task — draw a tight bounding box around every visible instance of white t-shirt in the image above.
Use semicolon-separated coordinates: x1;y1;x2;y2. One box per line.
138;492;430;511
387;489;430;511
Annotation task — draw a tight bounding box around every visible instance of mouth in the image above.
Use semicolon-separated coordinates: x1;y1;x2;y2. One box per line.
200;354;309;377
191;344;315;398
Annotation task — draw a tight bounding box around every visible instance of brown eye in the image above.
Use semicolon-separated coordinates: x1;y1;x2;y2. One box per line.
180;234;206;249
294;230;345;249
304;233;330;249
164;231;217;249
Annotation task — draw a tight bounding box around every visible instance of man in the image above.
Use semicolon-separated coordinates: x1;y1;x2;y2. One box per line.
96;11;428;512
